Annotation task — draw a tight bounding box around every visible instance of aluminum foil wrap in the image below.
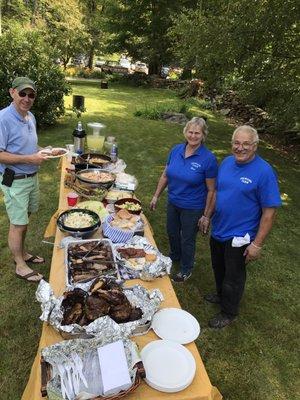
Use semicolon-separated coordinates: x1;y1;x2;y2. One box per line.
36;280;163;338
42;336;140;400
104;158;126;174
115;236;172;281
36;280;57;321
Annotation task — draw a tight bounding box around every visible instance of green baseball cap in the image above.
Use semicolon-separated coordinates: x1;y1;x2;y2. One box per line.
12;76;36;92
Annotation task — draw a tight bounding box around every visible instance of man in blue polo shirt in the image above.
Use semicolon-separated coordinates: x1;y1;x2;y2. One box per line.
0;77;48;282
203;125;281;328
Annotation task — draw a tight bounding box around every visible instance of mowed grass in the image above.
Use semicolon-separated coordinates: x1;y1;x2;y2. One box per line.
0;81;299;400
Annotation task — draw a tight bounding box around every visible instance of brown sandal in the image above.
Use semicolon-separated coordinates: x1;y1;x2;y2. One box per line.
15;271;43;283
24;255;45;264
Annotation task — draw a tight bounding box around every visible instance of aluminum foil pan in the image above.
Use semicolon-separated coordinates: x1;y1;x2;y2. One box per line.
64;238;120;287
42;336;140;400
114;236;172;281
36;280;163;339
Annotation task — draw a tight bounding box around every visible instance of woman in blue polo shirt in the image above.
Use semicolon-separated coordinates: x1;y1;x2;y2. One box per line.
150;117;218;282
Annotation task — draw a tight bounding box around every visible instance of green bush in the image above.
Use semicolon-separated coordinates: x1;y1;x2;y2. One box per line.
89;70;106;79
134;101;192;120
65;66;107;80
0;27;70;126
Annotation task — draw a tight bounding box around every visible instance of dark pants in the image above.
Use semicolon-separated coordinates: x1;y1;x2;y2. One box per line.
167;202;203;275
210;236;247;316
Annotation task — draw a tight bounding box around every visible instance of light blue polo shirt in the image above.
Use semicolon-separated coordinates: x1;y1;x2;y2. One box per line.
166;143;218;209
212;155;282;241
0;103;38;174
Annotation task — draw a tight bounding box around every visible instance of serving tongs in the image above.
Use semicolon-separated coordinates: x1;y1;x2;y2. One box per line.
81;240;102;261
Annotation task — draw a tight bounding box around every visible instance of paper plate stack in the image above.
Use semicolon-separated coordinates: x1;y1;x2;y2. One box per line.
141;308;200;393
141;340;196;393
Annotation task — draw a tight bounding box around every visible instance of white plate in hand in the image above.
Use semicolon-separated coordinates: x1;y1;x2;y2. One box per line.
39;147;68;158
141;340;196;393
151;308;200;344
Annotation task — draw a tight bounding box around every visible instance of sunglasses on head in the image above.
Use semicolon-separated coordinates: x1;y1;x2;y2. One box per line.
18;91;36;99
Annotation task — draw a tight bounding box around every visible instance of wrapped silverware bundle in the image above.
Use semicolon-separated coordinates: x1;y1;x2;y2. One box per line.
41;335;145;400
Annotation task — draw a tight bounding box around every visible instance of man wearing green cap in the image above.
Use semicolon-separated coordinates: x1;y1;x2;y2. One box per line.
0;77;48;282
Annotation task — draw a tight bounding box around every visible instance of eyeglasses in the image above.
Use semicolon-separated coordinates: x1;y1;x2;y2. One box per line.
232;141;257;149
18;91;36;99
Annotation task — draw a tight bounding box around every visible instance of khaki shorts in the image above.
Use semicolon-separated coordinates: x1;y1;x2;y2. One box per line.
0;174;39;225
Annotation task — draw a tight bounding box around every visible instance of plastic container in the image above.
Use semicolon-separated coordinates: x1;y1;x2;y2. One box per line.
110;143;118;163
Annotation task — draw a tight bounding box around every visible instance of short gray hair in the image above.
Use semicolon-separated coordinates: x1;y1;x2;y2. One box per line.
232;125;259;143
183;117;208;142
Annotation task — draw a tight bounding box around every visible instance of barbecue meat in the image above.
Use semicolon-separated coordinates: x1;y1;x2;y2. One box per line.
128;307;143;322
96;288;127;305
117;247;146;259
109;302;133;323
85;293;110;321
61;288;86;325
60;280;143;326
62;303;83;325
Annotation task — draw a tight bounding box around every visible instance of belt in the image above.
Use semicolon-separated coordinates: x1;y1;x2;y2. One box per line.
14;172;37;180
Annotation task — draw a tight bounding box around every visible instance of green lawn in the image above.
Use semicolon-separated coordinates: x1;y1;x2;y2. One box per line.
0;81;299;400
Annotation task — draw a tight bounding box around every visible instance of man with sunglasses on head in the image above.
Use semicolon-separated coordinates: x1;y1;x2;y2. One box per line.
0;76;48;282
201;125;281;328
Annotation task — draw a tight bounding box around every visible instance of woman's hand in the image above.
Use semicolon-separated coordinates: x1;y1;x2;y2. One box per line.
198;215;210;234
150;195;158;211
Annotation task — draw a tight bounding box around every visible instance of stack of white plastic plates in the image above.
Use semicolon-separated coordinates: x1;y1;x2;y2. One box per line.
141;340;196;393
151;308;200;344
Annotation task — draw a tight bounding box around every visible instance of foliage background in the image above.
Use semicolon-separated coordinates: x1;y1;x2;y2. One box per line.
169;0;300;129
1;0;299;129
0;26;70;125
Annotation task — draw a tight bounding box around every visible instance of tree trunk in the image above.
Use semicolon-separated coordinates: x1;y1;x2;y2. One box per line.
31;0;38;26
148;60;161;75
87;44;95;69
181;67;192;80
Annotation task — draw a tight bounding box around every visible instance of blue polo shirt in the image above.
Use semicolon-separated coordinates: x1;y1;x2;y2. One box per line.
0;103;38;174
166;143;218;209
212;155;282;241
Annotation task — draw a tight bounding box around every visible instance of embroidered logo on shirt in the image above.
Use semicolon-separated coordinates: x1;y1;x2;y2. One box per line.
191;162;201;171
240;177;252;184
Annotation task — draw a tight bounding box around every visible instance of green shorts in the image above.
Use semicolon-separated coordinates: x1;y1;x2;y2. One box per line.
0;174;39;225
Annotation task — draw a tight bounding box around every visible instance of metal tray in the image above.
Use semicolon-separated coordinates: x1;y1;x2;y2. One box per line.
64;238;120;286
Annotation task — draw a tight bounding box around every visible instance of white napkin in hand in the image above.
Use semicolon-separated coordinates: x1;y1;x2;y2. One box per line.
232;233;250;247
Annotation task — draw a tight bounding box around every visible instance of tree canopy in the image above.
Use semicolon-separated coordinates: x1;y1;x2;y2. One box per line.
169;0;300;129
0;0;298;128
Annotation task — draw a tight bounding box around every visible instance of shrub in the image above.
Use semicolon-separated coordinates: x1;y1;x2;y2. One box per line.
65;67;81;77
0;27;70;126
134;101;192;120
89;70;106;79
65;66;106;80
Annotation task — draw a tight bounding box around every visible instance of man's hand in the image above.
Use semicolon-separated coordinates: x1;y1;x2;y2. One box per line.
243;242;262;263
29;152;49;165
150;195;158;211
198;215;210;234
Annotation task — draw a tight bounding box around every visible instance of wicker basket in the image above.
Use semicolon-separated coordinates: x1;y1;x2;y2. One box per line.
41;357;145;399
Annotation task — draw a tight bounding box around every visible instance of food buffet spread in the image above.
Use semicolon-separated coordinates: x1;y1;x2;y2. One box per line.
21;150;222;400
